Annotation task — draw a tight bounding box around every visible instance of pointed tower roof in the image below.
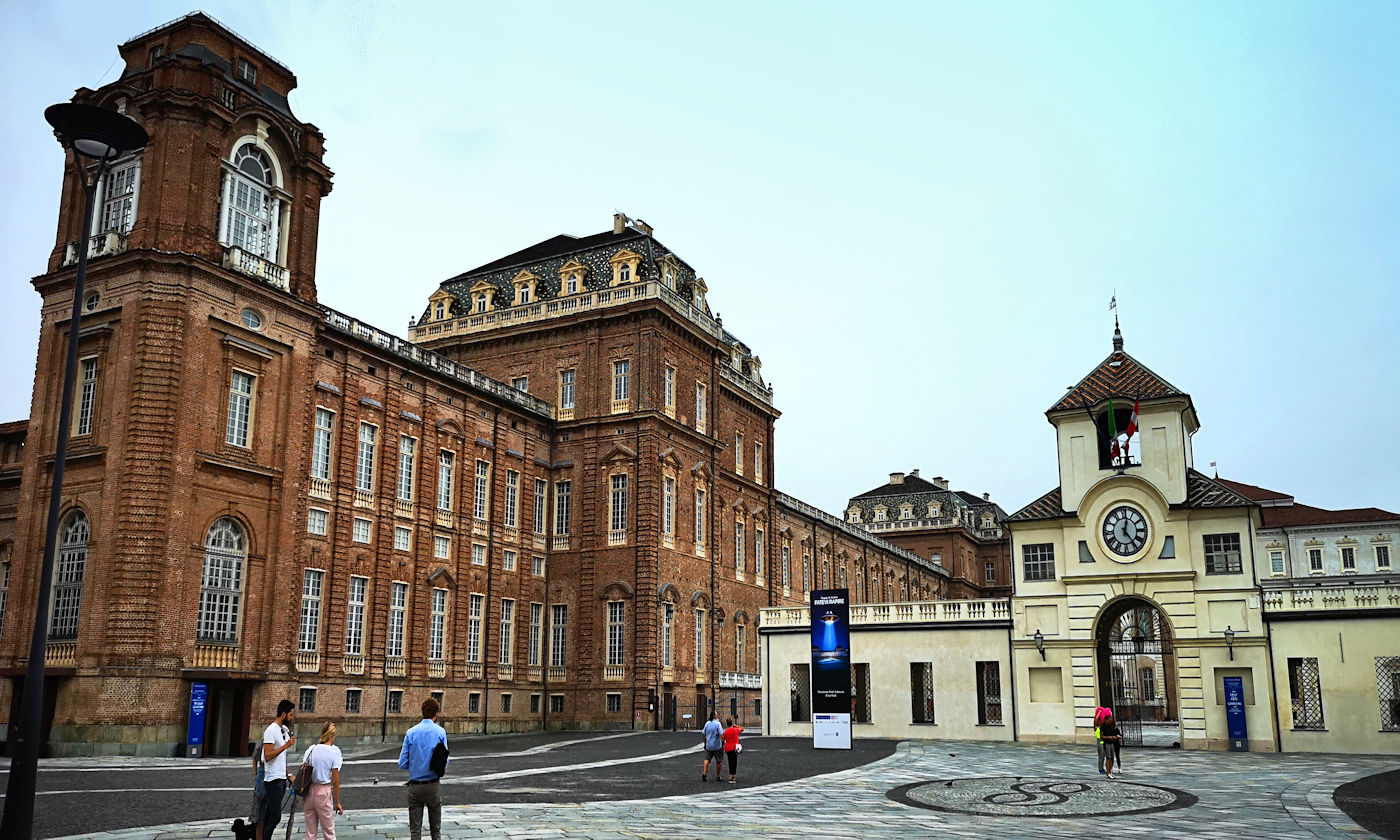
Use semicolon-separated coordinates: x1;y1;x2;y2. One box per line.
1047;324;1188;413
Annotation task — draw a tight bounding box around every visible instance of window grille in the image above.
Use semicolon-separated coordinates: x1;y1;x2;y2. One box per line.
1378;657;1400;731
501;693;511;713
607;693;622;713
345;689;361;714
299;687;316;713
387;690;402;714
853;663;872;723
790;664;811;722
976;660;1003;725
1204;533;1243;574
1288;657;1325;729
50;512;89;639
468;693;481;714
550;694;564;713
197;517;245;642
1022;543;1055;581
911;662;935;723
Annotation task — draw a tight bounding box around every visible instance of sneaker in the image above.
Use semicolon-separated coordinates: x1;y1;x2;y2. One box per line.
1098;769;1105;775
1106;773;1114;780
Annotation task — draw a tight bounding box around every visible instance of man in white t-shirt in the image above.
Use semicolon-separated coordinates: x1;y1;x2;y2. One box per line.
257;699;297;840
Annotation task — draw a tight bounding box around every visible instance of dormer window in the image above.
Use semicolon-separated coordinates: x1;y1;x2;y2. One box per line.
510;270;539;306
566;274;579;294
469;280;496;314
475;295;489;313
608;250;641;286
237;57;257;85
149;45;164;65
847;507;861;524
927;502;940;518
873;506;887;522
434;301;445;320
619;264;631;282
519;286;531;303
899;504;912;520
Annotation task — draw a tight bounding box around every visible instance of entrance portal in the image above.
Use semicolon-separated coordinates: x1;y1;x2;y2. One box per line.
1095;598;1179;747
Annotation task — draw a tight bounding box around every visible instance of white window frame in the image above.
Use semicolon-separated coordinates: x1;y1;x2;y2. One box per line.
532;554;544;576
528;602;543;667
74;356;99;437
311;408;335;480
221;142;282;262
394;525;412;552
387;582;407;658
437;449;455;511
695;383;707;433
434;534;451;559
613;360;630;402
299;569;324;652
504;470;519;529
97;158;141;235
695;487;706;548
663;476;675;536
196;517;245;643
755;443;763;484
352;517;372;543
533;478;547;535
225;370;255;448
307;508;329;536
664;365;675;414
467;593;484;664
472;543;486;566
606;601;625;666
345;576;367;655
610;474;628;533
429;588;447;661
474;460;490;521
503;549;517;572
550;604;568;667
554;480;572;535
1378;544;1392;570
356;423;378;493
50;512;89;639
661;602;674;668
694;609;705;670
397;435;417;503
559;369;575;410
500;598;515;665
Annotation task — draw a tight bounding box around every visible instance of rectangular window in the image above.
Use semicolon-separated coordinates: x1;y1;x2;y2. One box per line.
735;521;745;574
1141;666;1156;702
394;525;411;552
606;601;625;666
499;599;514;665
1377;656;1400;731
755;443;763;484
613;360;630;402
1204;533;1243;575
852;662;871;723
466;593;484;663
664;365;675;413
1341;546;1357;571
504;470;519;528
550;604;567;667
790;664;811;722
530;694;541;714
501;693;512;713
472;544;486;566
1022;543;1056;581
550;694;565;713
345;576;367;655
468;693;481;714
694;609;705;671
1288;657;1325;729
474;460;490;520
429;588;447;660
695;383;707;432
237;57;257;84
533;478;547;535
225;370;254;447
431;690;445;712
532;555;544;576
985;561;996;583
345;689;362;714
1378;545;1392;570
663;476;675;536
351;517;371;544
528;603;543;667
802;552;811;594
0;562;9;637
387;690;403;714
307;508;328;536
1309;547;1324;573
736;625;746;672
299;569;323;652
735;432;744;475
437;450;455;510
312;408;334;480
397;436;416;502
606;693;622;713
387;582;407;658
911;662;935;723
356;423;377;492
554;481;572;535
695;488;706;547
782;546;791;590
559;369;575;410
976;661;1004;725
299;687;316;713
434;534;451;559
99;160;139;234
661;602;674;668
503;549;517;572
1269;549;1285;575
755;528;765;580
511;376;528;392
610;475;628;533
75;357;98;436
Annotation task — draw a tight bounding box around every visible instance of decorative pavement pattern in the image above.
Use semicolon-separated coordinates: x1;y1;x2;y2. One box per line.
58;740;1398;839
889;776;1196;817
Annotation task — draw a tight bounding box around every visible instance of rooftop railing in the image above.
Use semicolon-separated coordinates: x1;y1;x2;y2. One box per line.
776;492;948;578
760;598;1011;629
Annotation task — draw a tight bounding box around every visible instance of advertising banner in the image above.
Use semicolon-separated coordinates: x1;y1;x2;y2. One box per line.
186;681;207;757
1224;675;1248;751
811;588;852;749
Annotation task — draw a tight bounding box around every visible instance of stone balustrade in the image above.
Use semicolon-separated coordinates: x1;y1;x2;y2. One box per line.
761;597;1011;629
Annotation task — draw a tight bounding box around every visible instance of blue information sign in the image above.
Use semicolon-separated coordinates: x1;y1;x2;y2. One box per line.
1223;675;1248;751
186;682;208;757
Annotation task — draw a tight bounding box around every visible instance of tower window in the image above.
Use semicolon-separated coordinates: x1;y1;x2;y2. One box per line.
237;58;257;85
221;143;282;264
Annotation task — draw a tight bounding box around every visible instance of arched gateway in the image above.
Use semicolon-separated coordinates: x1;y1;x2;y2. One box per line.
1095;597;1179;747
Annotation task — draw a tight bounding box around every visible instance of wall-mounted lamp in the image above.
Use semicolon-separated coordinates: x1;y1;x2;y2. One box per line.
1034;628;1046;661
1224;625;1235;661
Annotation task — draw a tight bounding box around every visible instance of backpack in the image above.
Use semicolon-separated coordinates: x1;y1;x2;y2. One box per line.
293;746;316;797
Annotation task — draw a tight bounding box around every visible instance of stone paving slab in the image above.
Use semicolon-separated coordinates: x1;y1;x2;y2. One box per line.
53;740;1398;839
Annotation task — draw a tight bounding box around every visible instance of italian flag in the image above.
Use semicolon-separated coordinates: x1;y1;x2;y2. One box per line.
1107;396;1117;439
1126;398;1140;439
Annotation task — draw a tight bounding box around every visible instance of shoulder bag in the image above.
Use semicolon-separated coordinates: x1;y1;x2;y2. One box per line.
293;745;316;798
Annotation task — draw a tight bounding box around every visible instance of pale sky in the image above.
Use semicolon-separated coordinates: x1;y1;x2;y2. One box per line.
2;2;1397;516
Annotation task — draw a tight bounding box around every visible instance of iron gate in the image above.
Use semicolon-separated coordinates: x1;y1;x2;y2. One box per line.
1099;605;1173;748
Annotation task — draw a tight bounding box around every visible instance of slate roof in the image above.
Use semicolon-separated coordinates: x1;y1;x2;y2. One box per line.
1050;349;1186;413
1182;469;1255;508
1214;478;1293;504
851;474;948;500
448;228;653;281
1007;487;1064;522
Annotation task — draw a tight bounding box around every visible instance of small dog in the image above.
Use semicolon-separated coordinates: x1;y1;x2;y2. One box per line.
230;818;258;840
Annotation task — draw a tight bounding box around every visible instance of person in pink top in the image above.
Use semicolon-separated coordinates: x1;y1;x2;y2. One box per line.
722;717;744;784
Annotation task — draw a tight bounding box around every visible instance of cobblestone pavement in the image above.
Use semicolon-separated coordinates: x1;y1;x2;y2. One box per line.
56;740;1398;839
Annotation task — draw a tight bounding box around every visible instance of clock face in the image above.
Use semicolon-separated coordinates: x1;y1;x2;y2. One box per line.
1102;505;1149;557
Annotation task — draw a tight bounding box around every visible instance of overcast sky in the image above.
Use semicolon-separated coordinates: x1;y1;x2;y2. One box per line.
2;2;1397;516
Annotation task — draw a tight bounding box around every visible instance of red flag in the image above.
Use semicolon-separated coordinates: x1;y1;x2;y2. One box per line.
1125;399;1140;439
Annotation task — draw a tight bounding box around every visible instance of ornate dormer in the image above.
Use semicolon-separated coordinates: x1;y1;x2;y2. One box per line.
692;276;708;309
558;258;587;295
510;269;539;305
468;279;497;313
609;249;641;286
427;289;456;322
1047;323;1199;512
659;254;682;290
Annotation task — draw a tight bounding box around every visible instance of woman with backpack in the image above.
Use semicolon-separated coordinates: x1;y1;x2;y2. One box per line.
299;721;345;839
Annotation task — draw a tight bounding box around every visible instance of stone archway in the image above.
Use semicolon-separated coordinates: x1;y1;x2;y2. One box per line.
1094;597;1179;747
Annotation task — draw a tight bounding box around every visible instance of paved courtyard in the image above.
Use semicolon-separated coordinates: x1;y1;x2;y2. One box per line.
46;737;1399;840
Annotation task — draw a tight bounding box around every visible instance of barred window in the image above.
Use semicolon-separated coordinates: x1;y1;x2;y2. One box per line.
1204;533;1242;575
345;688;362;714
225;370;254;447
298;569;323;652
387;582;407;658
75;357;99;436
1377;657;1400;731
499;598;514;665
356;423;377;492
196;517;245;643
1288;657;1325;730
852;662;872;723
429;588;447;661
1022;543;1056;581
606;693;622;713
911;662;935;723
551;694;564;713
606;601;625;666
299;687;316;713
345;576;367;655
311;408;334;480
528;603;543;667
976;660;1003;725
468;693;481;714
387;690;402;714
397;436;416;502
554;481;572;535
467;593;484;663
50;511;90;640
790;664;811;722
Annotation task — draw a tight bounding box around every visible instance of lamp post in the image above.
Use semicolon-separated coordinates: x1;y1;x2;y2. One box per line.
1;103;147;838
1224;625;1235;661
1033;628;1046;661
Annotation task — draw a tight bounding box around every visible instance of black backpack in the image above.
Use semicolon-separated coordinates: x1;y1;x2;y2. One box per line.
430;738;449;779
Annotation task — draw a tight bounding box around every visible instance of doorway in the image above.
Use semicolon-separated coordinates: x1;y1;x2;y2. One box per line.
1095;598;1179;747
199;680;253;757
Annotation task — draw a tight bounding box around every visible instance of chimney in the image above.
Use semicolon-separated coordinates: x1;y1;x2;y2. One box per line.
613;213;626;234
983;492;990;501
932;476;949;490
910;469;920;478
634;219;653;236
889;472;904;485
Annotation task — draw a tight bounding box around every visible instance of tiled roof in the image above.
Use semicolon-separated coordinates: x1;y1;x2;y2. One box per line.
1050;350;1185;413
1260;503;1399;528
1182;469;1255;509
448;228;651;281
1214;478;1293;504
851;474;947;499
1008;487;1064;522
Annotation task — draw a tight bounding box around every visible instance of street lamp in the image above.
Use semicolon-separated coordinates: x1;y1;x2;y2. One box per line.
1224;625;1235;661
1;102;147;838
1033;628;1045;661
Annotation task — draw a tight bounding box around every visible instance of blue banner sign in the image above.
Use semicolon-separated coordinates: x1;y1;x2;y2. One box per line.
186;682;207;757
811;588;852;749
1223;675;1248;751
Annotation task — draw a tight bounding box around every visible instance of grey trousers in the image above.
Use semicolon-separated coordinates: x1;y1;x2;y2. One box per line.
407;780;442;840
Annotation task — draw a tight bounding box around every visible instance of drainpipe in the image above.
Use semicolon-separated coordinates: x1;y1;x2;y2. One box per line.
541;431;556;734
482;406;501;735
708;350;719;709
1264;522;1285;752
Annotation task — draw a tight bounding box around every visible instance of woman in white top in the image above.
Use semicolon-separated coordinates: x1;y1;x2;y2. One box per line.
300;721;345;839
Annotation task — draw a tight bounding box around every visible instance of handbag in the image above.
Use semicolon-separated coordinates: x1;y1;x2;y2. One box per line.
735;743;742;753
293;745;315;797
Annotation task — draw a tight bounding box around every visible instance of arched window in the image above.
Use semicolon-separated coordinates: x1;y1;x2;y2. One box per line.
619;264;631;283
566;274;579;294
50;511;89;639
220;142;282;263
197;517;247;643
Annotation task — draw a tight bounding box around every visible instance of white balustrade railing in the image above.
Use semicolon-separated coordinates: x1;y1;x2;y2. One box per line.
1262;584;1400;613
761;598;1012;629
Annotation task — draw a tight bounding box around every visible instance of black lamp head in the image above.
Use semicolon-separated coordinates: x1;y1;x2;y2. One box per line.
1224;625;1235;645
45;102;148;161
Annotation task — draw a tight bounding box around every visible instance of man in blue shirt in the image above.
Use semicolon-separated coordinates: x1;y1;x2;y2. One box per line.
398;696;447;840
701;710;724;781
